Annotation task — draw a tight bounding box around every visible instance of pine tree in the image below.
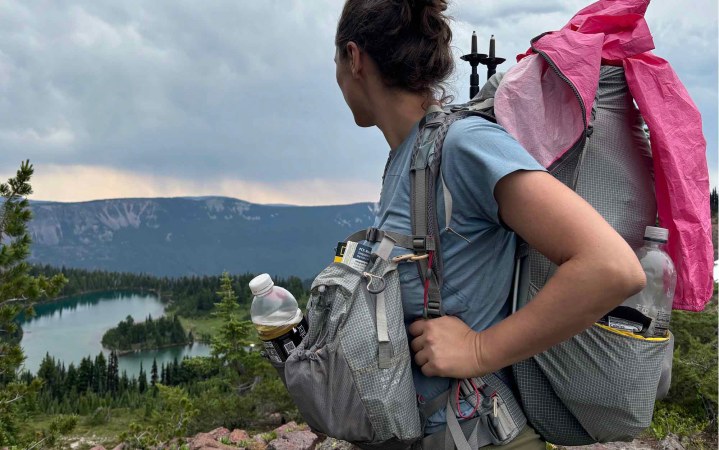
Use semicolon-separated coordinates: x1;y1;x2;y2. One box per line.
0;161;67;446
138;363;147;393
106;351;119;393
211;272;255;376
94;353;107;394
151;358;159;392
711;187;718;215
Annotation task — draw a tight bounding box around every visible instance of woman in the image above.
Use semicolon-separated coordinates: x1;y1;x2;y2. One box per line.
334;0;646;448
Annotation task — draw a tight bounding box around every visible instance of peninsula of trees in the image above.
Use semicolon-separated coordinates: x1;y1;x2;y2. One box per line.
101;315;192;353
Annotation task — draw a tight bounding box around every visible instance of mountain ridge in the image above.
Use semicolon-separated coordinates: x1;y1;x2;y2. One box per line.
27;197;378;278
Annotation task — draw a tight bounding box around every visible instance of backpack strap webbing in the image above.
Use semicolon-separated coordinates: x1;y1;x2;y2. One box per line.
410;108;474;318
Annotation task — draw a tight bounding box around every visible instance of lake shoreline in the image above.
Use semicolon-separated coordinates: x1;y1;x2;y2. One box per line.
106;340;195;357
35;287;166;305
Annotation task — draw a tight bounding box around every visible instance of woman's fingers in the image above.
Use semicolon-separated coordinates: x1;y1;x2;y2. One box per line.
409;316;481;379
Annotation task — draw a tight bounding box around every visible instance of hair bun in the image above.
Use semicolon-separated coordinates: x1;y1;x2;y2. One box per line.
410;0;434;9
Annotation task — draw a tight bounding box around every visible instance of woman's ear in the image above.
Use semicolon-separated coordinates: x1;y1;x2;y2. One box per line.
346;42;363;79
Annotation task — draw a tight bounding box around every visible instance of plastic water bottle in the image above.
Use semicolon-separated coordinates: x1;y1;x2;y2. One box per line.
249;273;308;363
620;226;676;338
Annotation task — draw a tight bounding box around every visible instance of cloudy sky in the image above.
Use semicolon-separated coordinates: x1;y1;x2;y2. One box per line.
1;0;717;205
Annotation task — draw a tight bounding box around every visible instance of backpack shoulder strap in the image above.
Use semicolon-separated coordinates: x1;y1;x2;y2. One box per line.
410;108;483;318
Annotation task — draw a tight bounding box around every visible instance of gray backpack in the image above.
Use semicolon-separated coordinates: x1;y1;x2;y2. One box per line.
418;64;673;446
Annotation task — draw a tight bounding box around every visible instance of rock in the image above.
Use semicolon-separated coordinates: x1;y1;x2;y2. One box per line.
274;421;300;437
267;430;320;450
111;445;125;450
209;427;231;440
560;439;659;450
315;437;357;450
89;447;106;450
189;432;240;450
229;429;251;444
659;434;685;450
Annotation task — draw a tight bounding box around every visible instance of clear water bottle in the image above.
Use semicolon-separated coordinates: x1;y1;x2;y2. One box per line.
620;226;676;338
249;273;308;363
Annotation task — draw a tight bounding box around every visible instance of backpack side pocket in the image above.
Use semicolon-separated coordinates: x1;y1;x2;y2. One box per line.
515;323;670;445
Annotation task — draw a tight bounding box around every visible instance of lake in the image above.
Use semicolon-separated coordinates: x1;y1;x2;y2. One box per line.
20;290;211;377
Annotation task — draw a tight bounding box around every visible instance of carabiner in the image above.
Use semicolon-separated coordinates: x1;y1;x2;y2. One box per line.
363;272;387;294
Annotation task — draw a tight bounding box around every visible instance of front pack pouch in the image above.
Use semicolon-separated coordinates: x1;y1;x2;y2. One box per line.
277;255;422;449
513;323;671;445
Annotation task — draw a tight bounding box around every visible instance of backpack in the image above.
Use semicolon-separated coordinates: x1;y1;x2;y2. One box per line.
431;64;674;446
270;214;527;449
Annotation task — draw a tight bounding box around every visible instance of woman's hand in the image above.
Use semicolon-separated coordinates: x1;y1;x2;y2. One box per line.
408;316;485;379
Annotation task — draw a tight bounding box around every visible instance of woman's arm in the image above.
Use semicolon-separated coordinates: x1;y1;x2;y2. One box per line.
409;170;646;379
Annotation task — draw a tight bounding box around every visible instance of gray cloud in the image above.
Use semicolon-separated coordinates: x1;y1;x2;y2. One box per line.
1;0;716;201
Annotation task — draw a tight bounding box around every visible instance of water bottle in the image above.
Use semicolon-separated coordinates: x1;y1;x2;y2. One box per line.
249;273;308;363
617;226;676;338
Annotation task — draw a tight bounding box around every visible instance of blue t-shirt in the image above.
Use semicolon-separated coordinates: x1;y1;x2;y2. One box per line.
372;115;544;433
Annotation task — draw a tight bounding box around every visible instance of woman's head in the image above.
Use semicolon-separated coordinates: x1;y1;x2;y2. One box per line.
335;0;454;104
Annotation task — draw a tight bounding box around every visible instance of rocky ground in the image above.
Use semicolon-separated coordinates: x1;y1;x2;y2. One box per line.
79;422;697;450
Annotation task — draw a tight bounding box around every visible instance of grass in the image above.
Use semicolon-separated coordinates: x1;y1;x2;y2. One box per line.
22;408;142;449
179;315;224;341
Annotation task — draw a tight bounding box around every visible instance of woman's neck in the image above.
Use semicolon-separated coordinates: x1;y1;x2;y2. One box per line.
373;89;435;150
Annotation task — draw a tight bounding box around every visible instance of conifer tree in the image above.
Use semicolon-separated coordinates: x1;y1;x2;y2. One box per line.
151;358;159;391
106;351;119;393
211;272;255;376
0;161;66;446
138;362;147;393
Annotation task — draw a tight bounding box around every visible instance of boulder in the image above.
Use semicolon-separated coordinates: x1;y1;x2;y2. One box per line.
189;432;241;450
209;427;231;440
274;421;300;437
315;437;357;450
229;429;251;444
267;430;320;450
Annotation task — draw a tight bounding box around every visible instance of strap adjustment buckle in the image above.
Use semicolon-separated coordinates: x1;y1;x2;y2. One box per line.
366;227;382;242
412;235;431;251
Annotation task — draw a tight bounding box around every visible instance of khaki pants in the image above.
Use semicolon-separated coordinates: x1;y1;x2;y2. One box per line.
482;425;545;450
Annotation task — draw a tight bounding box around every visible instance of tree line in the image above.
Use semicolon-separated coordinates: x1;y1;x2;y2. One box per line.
29;265;310;317
22;352;220;417
101;314;191;352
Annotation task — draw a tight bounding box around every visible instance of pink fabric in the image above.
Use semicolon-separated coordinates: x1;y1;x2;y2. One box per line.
495;0;712;311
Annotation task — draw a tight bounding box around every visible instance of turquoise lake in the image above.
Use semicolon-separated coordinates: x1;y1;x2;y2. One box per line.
20;290;211;377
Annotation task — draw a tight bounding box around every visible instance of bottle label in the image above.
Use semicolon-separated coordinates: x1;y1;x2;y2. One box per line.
606;316;644;333
261;316;309;364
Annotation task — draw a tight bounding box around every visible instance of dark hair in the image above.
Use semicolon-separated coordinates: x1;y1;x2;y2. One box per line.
335;0;454;103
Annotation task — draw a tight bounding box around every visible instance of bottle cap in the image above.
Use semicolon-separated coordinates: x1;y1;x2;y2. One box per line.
249;273;274;296
644;226;668;243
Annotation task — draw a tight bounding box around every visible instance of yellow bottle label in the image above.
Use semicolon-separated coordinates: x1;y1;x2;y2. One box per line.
255;322;299;341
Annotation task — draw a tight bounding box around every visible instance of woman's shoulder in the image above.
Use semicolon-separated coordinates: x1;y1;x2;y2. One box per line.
443;114;520;154
441;114;542;170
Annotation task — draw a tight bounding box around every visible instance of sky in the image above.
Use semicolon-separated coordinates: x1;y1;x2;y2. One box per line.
1;0;717;206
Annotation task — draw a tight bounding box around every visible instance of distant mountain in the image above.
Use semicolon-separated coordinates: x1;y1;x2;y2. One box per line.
27;197;377;278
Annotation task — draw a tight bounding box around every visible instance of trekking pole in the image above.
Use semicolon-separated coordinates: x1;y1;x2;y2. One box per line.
461;33;506;99
460;31;484;99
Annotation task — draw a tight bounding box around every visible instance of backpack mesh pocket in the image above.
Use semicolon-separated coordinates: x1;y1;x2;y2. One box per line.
514;324;670;445
278;259;422;448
